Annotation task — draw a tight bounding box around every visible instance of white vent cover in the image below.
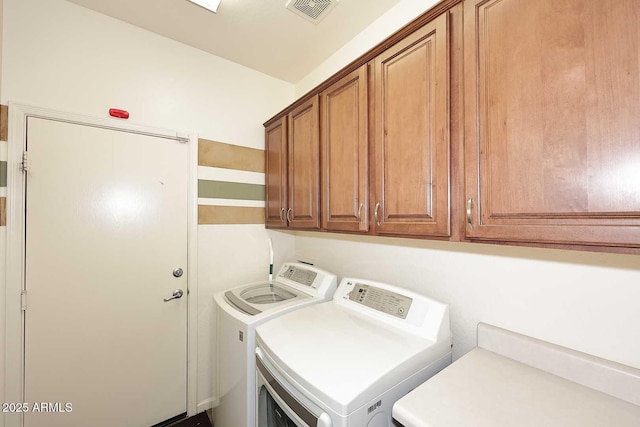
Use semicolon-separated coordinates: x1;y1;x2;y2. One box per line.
286;0;339;24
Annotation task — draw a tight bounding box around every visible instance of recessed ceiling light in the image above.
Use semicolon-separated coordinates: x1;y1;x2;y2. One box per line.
187;0;222;14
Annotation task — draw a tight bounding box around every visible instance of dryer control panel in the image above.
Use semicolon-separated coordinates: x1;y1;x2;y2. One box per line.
335;277;450;341
348;283;412;319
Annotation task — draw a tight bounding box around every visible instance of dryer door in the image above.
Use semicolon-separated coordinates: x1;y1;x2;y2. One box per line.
255;348;332;427
263;389;298;427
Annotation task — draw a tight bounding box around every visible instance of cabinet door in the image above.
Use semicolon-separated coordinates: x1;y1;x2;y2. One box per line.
464;0;640;247
321;66;369;232
288;96;320;229
265;117;288;228
372;13;450;236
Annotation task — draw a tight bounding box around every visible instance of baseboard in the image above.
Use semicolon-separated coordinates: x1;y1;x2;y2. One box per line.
197;397;219;414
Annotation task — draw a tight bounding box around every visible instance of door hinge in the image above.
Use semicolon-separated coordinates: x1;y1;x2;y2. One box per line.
21;290;27;311
20;151;28;173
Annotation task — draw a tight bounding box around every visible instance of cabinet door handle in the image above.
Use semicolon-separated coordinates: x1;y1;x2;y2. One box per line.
279;208;285;223
286;207;292;223
374;202;381;227
466;198;475;230
357;203;364;223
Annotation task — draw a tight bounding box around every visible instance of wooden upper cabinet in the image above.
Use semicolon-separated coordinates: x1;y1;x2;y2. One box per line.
464;0;640;247
321;66;369;232
288;95;320;229
265;117;288;228
372;12;450;237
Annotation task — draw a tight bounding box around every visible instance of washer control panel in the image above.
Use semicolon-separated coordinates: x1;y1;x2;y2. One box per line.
347;282;412;319
279;265;318;288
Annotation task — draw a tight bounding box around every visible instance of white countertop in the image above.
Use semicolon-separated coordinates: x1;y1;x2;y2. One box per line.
392;348;640;427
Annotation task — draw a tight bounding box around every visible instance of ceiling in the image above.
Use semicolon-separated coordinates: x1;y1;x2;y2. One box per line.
66;0;401;83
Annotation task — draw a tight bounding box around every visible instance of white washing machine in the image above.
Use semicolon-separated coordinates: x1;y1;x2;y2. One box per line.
255;277;452;427
214;262;337;427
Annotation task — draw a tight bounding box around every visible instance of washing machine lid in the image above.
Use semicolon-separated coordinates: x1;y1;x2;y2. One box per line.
255;278;452;415
222;262;338;317
224;282;309;316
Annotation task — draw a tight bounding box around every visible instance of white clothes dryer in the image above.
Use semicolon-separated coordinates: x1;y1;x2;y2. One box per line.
255;277;452;427
214;262;337;427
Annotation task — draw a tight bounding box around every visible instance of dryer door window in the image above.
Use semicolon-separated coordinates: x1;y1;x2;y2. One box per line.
256;352;331;427
264;388;298;427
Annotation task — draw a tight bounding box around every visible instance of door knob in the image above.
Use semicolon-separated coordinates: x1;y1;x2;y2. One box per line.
163;289;184;302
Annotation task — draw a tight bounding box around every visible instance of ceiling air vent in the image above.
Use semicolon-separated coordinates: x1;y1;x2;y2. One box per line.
286;0;339;24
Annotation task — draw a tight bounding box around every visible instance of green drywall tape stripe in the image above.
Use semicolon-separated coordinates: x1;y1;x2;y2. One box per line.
198;180;265;201
0;161;7;187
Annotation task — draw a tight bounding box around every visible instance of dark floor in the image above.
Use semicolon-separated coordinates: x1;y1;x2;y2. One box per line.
169;411;213;427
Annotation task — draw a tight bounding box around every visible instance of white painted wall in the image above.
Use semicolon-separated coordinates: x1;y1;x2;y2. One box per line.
295;0;440;96
293;232;640;370
0;0;3;95
0;0;296;417
2;0;294;148
291;0;640;374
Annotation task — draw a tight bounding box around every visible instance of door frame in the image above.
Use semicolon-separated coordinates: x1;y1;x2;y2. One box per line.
4;102;199;426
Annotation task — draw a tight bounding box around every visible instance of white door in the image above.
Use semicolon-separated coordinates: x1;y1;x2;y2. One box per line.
23;117;188;427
